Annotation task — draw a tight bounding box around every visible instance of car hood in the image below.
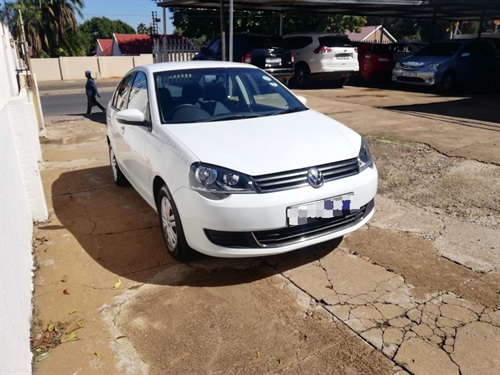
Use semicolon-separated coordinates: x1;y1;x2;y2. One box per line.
400;55;450;66
165;110;361;176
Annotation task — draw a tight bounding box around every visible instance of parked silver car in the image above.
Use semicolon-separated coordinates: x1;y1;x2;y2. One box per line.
392;39;498;92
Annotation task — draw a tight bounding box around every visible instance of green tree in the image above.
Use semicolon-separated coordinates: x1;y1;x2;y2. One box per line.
4;0;85;57
170;9;366;40
79;16;136;54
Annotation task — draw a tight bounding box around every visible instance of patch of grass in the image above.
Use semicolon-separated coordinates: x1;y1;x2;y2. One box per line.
363;135;421;148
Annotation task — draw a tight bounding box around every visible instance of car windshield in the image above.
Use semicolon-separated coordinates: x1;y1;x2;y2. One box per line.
154;67;307;124
415;42;462;57
369;44;391;54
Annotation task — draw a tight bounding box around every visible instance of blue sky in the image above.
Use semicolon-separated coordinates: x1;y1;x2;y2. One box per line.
77;0;174;34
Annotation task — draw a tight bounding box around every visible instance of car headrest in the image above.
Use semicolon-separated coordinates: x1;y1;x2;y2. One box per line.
182;83;203;104
204;84;227;102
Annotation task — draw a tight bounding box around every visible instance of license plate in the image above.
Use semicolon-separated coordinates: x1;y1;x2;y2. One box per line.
287;193;355;226
336;54;350;60
378;58;389;62
402;72;417;77
266;58;281;64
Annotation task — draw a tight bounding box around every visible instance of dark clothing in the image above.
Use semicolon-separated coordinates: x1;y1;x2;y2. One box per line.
87;95;105;115
85;71;104;114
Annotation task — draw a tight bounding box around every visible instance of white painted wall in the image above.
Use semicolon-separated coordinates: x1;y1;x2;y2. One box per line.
1;22;48;375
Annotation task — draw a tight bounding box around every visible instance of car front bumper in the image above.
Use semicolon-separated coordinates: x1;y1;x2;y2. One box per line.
392;67;438;86
172;165;378;258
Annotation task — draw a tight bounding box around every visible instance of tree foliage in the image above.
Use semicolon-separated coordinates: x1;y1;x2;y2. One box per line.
170;9;367;40
79;17;136;54
3;0;85;57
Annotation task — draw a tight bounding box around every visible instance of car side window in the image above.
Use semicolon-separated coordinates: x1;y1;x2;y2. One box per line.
113;73;135;111
127;71;150;124
285;37;312;50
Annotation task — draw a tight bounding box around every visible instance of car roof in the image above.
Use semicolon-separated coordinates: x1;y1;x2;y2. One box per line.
134;61;260;74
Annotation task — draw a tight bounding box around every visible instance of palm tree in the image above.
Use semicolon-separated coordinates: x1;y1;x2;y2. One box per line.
137;22;148;34
45;0;84;46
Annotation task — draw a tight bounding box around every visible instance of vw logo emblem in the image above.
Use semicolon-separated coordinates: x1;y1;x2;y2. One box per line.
307;167;324;188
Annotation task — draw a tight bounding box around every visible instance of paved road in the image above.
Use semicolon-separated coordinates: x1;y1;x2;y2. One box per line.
40;92;114;117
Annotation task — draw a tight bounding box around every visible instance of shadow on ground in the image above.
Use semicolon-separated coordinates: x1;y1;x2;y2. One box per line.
46;165;341;288
383;95;500;128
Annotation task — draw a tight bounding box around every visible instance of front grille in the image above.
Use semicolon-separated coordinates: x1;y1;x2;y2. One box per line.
401;65;420;71
254;199;373;247
397;76;425;83
252;158;359;193
204;199;374;249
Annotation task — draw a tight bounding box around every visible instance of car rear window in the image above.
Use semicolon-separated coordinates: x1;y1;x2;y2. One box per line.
247;36;285;49
318;36;354;48
369;44;391;54
415;42;463;57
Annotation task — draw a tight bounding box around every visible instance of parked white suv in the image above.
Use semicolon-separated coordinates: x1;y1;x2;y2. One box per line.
283;33;359;88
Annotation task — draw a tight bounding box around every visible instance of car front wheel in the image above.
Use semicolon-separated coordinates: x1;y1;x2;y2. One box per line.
109;146;128;186
157;185;191;261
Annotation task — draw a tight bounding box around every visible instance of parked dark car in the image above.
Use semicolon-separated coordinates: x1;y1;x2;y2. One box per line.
193;34;294;85
392;39;499;92
353;42;394;79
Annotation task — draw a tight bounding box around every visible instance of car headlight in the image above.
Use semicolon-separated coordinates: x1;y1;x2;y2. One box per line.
424;63;440;71
190;163;257;197
395;62;402;69
358;139;373;172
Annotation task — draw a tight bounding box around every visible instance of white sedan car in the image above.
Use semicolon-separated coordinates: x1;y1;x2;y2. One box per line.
107;61;377;260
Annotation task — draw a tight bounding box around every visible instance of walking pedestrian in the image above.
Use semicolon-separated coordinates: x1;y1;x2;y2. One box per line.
85;70;105;115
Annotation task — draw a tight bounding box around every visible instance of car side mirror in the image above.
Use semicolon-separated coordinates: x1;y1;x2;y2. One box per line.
116;108;147;126
296;95;307;106
461;52;471;58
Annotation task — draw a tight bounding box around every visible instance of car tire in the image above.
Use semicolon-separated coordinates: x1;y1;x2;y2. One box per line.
157;185;191;261
294;64;310;89
439;71;455;93
109;146;128;187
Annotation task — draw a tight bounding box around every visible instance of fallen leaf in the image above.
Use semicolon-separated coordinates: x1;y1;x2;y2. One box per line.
269;356;282;366
251;352;262;360
113;279;121;289
92;351;98;356
63;289;69;295
69;310;77;315
61;275;68;283
116;335;126;340
47;324;55;332
66;332;76;341
36;352;52;362
35;348;42;353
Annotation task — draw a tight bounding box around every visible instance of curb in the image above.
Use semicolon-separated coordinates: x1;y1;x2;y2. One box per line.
39;87;116;96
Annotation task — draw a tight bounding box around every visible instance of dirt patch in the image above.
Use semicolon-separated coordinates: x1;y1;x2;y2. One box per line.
367;138;500;229
342;227;500;308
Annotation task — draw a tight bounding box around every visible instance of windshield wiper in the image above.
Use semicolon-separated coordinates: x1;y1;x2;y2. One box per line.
208;113;262;122
270;107;307;116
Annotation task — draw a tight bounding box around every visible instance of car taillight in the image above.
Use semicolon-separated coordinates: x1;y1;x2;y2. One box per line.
313;46;333;54
290;52;295;64
242;53;251;63
354;47;358;53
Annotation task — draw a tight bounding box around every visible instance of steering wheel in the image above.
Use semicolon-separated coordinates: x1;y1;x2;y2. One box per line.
165;104;195;121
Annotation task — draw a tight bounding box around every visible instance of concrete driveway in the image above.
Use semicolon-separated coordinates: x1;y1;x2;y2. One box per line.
32;86;500;375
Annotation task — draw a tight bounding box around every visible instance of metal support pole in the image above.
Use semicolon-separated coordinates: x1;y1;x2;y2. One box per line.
279;13;283;36
229;0;233;62
449;22;454;39
478;8;485;38
429;8;436;42
162;7;166;35
379;18;385;43
220;0;226;61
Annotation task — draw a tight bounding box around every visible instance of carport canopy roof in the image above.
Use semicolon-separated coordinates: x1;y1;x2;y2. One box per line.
156;0;500;21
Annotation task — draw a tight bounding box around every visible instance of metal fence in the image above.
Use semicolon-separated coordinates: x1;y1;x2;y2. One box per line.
153;36;198;63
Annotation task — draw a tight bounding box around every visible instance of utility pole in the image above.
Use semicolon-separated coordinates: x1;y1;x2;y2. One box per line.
220;0;226;61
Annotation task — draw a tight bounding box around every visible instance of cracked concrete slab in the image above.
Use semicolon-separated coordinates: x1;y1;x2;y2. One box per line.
33;85;500;375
